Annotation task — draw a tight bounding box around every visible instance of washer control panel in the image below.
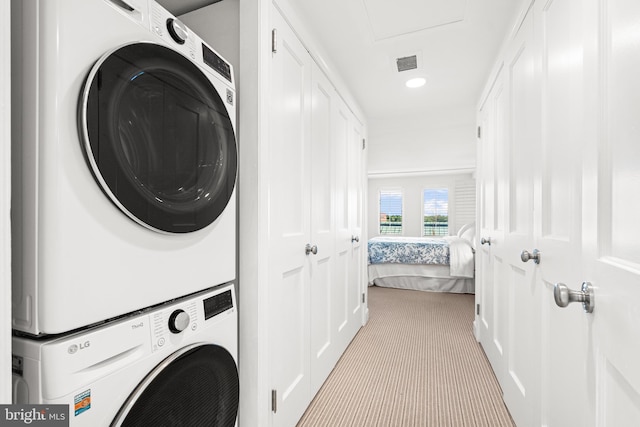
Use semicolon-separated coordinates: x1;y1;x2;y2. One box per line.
203;290;234;320
151;299;198;351
149;285;234;352
168;309;190;333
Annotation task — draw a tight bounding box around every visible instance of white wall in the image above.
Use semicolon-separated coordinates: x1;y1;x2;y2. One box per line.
180;0;240;82
367;106;477;175
368;172;475;238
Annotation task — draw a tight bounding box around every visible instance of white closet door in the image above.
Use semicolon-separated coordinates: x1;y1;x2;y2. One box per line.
478;1;640;424
268;8;365;425
333;95;354;355
309;62;338;395
535;0;592;425
477;65;508;388
268;8;312;427
346;119;364;340
499;10;542;427
587;0;640;422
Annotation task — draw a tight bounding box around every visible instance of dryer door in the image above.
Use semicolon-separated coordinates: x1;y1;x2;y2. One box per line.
112;344;239;426
80;42;237;233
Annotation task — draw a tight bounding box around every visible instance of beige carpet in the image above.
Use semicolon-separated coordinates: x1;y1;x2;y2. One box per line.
297;286;515;427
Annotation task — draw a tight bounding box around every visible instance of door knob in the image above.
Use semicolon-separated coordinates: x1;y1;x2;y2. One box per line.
521;249;541;264
305;244;318;255
351;236;360;243
553;282;594;313
481;237;491;246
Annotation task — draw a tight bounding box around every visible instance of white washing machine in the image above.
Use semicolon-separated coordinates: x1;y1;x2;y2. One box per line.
11;0;238;335
12;283;239;426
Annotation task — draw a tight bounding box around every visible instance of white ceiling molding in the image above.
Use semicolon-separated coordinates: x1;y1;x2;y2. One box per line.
368;167;476;179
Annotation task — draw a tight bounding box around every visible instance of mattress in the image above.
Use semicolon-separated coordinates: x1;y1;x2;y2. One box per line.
367;225;476;293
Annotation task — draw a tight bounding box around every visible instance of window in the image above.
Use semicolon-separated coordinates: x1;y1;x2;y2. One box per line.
423;188;448;236
379;189;403;234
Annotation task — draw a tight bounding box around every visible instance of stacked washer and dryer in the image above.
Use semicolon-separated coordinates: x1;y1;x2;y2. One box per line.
11;0;239;425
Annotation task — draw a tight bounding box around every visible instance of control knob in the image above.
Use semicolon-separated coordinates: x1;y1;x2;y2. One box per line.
168;309;190;334
166;18;188;44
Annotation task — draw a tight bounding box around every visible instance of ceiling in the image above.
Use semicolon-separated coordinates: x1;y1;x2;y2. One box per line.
156;0;223;16
289;0;524;121
157;0;524;122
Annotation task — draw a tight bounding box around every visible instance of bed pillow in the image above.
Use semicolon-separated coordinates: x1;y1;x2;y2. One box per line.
457;222;476;249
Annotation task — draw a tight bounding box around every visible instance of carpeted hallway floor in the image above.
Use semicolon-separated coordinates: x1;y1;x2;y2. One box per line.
297;286;515;427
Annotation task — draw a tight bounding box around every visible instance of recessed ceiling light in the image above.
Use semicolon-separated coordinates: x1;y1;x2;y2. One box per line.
406;77;426;88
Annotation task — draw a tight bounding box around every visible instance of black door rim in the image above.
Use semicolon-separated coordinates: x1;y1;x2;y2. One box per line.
79;42;237;234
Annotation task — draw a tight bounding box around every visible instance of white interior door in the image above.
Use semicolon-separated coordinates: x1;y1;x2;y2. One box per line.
333;96;354;356
500;10;542;427
587;0;640;422
268;8;312;426
309;62;337;396
535;0;593;425
478;1;640;424
346;120;364;341
477;66;508;389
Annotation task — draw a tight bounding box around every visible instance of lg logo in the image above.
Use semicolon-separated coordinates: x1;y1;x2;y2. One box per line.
68;341;90;354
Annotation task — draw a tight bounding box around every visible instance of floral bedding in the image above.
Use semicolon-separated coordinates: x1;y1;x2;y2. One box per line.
368;236;450;265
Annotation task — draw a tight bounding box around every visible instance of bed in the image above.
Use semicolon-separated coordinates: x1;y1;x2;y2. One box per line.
367;223;476;293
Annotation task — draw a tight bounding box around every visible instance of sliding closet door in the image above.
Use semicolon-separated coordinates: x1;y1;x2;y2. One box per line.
268;7;312;427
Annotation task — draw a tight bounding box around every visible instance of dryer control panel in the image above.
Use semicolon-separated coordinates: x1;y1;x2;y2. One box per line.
151;299;198;350
149;0;234;85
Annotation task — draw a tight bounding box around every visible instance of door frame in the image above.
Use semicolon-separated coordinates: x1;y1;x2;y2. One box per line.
1;0;11;404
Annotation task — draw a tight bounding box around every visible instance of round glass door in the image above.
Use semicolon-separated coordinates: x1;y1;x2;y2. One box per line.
80;42;237;233
113;344;239;426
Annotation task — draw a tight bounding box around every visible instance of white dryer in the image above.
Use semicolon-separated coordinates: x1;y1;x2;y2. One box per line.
12;0;237;335
12;283;239;426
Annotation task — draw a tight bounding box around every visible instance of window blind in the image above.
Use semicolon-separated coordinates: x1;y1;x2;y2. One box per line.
455;179;476;233
379;189;403;234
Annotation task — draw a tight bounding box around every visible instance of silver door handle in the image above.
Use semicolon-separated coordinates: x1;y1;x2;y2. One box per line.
481;237;491;246
351;236;359;243
553;282;594;313
521;249;541;264
305;244;318;255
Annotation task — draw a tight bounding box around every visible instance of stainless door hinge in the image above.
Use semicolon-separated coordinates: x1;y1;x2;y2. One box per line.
476;304;480;315
477;126;482;139
271;389;277;413
271;29;277;54
362;138;366;150
362;293;366;303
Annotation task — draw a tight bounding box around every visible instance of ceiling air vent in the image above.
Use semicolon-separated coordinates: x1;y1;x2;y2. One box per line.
396;55;418;72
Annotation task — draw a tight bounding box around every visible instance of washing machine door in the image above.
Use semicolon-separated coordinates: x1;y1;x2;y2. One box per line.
112;344;239;427
80;42;237;233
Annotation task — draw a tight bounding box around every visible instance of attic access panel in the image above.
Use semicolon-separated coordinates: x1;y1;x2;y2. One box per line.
363;0;466;41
